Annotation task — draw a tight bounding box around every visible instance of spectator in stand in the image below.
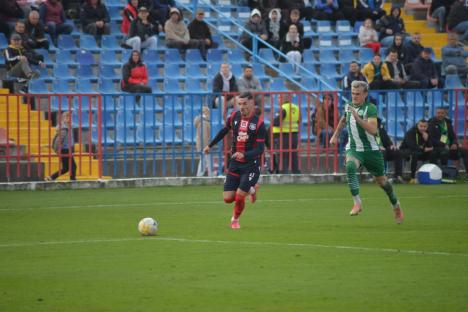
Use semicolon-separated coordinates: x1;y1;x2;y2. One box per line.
39;0;72;44
25;10;49;49
343;61;367;90
240;8;268;52
3;34;43;80
428;0;454;33
378;118;404;183
165;7;207;59
121;50;152;93
80;0;110;41
361;54;396;90
399;119;437;184
314;0;344;21
121;0;138;35
212;63;239;109
313;93;336;148
428;107;468;177
402;32;424;73
385;49;420;89
150;0;174;27
410;48;439;89
11;20;30;46
339;0;368;26
376;6;406;47
388;33;405;61
281;24;303;74
278;0;315;21
1;0;25;32
237;65;263;106
125;6;158;52
194;106;213;177
188;8;218;50
359;18;381;54
17;0;32;17
265;8;285;51
358;0;385;21
442;32;468;77
447;0;468;44
283;8;311;49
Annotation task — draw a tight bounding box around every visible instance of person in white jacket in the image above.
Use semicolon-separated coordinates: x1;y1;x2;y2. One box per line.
359;18;381;54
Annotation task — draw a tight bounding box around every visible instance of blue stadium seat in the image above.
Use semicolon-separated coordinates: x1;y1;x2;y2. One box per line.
227;48;248;64
58;35;79;51
302;49;317;64
100;50;121;65
337;34;355;47
161;126;183;144
318;50;338;63
336;20;352;33
164;63;183;78
80;34;100;52
186;64;206;78
318;35;335;50
319;63;339;79
230;63;243;77
117;111;137;128
116;127;140;145
278;63;298;78
77;65;96;79
359;48;373;63
108;6;123;21
405;91;425;107
99;79;119;93
182;125;195;143
142;49;163;65
186;49;206;64
386;91;406;107
186;78;208;94
301;77;318;90
0;33;7;49
76;79;97;94
162;109;183;127
72;110;93;128
140;95;163;112
28;79;49;94
164;79;184;94
164;95;184;111
101;35;123;51
54;64;75;81
445;75;464;89
137;127;162;145
165;49;183;63
259;48;279;65
270;78;288;92
53;79;75;93
76;49;96;66
207;63;222;77
100;64;120;80
252;63;268;79
146;64;160;77
338;49;357;64
303;21;316;38
35;49;54;67
56;50;77;65
207;49;223;63
316;21;334;34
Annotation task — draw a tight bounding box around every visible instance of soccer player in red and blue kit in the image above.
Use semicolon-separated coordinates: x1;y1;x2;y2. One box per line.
203;92;266;229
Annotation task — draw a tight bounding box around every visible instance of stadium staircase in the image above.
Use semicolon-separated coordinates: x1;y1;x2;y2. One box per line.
0;89;107;181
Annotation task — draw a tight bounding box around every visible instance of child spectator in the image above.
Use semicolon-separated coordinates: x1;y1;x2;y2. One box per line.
359;18;381;54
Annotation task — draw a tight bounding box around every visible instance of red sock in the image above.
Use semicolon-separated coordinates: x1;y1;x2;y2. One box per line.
233;193;246;219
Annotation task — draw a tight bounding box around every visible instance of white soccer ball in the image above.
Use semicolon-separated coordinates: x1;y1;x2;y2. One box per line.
138;217;158;236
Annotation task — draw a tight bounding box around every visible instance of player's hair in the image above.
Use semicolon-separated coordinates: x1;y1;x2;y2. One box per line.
417;119;428;124
238;91;253;100
436;106;448;111
351;81;369;93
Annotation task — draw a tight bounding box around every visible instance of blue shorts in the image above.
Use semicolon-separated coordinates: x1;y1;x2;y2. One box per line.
224;159;261;193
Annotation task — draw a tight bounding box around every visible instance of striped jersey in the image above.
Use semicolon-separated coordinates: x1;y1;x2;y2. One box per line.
345;101;380;152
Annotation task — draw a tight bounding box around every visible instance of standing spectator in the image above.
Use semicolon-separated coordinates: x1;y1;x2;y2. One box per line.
194;106;213;177
80;0;110;41
399;119;436;184
121;0;138;35
272;94;301;174
428;0;454;33
121;50;152;93
410;48;439;89
441;33;468;77
358;0;385;21
376;6;406;47
343;61;367;90
447;0;468;44
240;8;268;52
314;0;344;21
265;8;285;50
125;6;158;52
39;0;73;44
377;118;404;183
25;10;49;49
402;32;424;71
237;65;263;106
46;111;76;181
188;8;218;50
428;107;468;176
3;34;42;80
361;54;396;90
165;7;206;59
150;0;175;27
385;49;420;89
281;24;303;74
388;33;405;61
359;18;381;54
212;63;239;109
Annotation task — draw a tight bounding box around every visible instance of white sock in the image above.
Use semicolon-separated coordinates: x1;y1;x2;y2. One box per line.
352;195;361;206
249;186;255;195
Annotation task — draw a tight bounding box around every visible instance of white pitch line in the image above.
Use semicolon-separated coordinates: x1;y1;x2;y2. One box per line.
1;194;467;212
0;236;467;258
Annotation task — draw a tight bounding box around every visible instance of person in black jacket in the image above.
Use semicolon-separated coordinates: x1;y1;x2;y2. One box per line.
265;8;285;50
447;0;468;44
402;32;423;72
376;6;406;47
125;6;159;52
343;61;367;90
187;8;218;49
80;0;110;40
409;48;439;89
25;10;49;50
385;49;420;89
428;107;468;175
3;34;43;80
211;63;239;109
378;118;404;183
400;119;437;183
281;24;304;73
388;33;405;61
429;0;454;32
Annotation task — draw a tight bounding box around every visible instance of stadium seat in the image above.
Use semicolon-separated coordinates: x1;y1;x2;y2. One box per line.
53;79;75;93
164;63;184;79
445;75;464;89
359;48;374;63
337;34;355;47
164;78;184;94
76;79;98;94
319;63;340;79
338;49;357;64
161;126;183;144
270;78;288;92
117;111;137;128
99;79;120;93
318;35;335;50
100;50;121;65
80;34;100;52
405;91;425;107
164;95;184;111
186;78;208;94
259;48;279;65
301;77;318;90
206;49;224;63
186;49;207;64
58;35;79;51
336;20;352;33
54;64;76;81
186;63;206;79
137;127;162;145
165;49;183;63
108;6;123;21
35;49;54;67
318;50;338;63
316;21;334;34
162;109;183;127
100;64;120;80
101;35;123;51
146;64;161;77
142;49;163;65
278;63;299;78
56;50;77;65
227;48;247;64
140;94;163;112
28;79;49;94
302;49;317;64
0;33;7;49
77;65;96;80
76;49;96;66
182;125;195;143
72;110;93;128
91;127;116;145
116;127;140;145
252;63;268;79
207;63;222;77
230;63;243;77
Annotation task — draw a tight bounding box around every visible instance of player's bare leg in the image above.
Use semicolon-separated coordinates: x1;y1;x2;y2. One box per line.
231;189;249;229
346;156;362;215
375;176;403;224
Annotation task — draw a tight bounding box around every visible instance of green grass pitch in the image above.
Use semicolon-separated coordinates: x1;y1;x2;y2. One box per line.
1;184;468;312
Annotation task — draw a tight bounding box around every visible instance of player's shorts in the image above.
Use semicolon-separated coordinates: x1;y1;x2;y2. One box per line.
224;159;261;193
346;149;385;177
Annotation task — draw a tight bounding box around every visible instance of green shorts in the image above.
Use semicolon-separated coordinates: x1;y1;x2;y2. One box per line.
346;149;385;177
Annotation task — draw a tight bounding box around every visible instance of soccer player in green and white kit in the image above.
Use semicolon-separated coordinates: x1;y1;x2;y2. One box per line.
330;81;404;224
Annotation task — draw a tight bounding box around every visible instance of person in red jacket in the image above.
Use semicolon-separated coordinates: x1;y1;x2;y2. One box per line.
121;0;138;35
121;50;152;93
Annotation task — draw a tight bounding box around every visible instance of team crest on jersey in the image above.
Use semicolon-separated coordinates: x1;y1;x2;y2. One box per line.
249;123;256;130
240;120;248;128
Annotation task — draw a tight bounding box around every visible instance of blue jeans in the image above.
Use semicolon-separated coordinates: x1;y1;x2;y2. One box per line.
46;22;73;42
453;21;468;43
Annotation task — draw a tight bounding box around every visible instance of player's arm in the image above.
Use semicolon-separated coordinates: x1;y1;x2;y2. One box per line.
330;116;346;145
241;123;266;161
351;108;378;136
203;115;232;154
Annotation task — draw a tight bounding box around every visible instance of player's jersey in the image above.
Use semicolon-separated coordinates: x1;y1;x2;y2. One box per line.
345;101;380;152
226;111;266;162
